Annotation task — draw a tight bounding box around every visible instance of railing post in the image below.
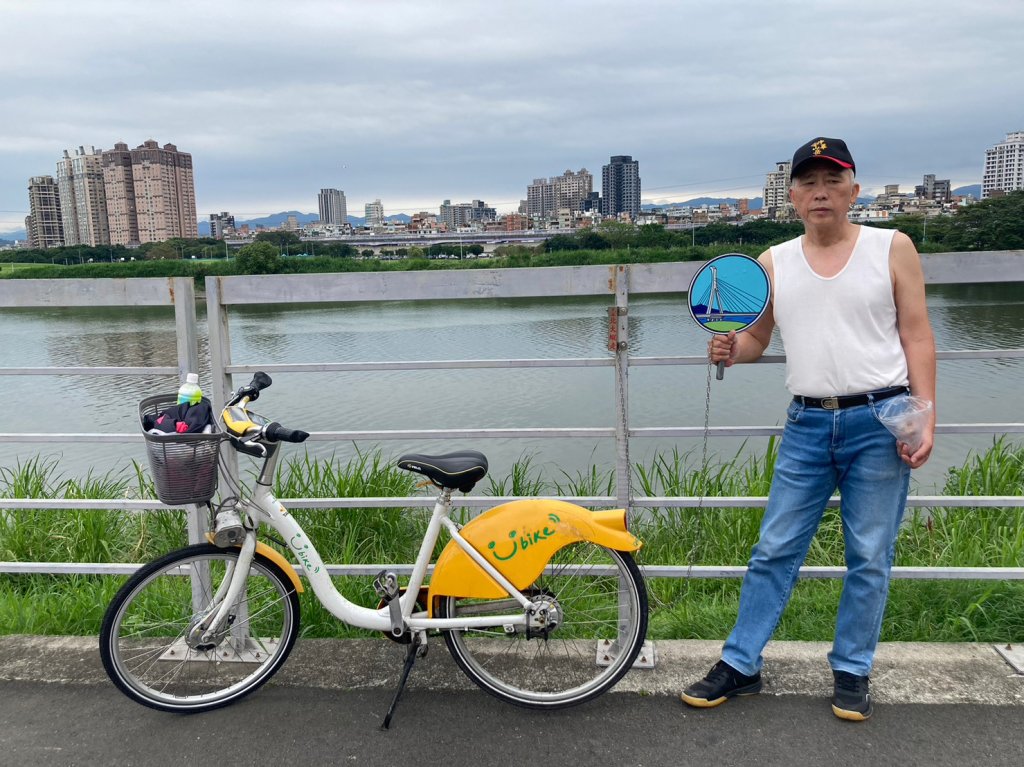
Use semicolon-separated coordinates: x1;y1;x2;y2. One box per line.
609;265;654;668
612;265;631;516
171;277;207;546
205;276;240;489
172;277;200;383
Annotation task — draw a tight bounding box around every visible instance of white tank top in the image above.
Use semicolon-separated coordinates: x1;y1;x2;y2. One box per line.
771;225;909;397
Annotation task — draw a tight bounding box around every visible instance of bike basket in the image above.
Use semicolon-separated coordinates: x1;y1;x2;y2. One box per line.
140;394;221;506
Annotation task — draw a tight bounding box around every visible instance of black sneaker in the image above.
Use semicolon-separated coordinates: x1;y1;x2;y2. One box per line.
680;660;762;708
831;670;872;721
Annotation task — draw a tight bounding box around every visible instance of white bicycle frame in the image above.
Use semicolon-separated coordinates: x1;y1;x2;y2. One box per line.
213;441;533;638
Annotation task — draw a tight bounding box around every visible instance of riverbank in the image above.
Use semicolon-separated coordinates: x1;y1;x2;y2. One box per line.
2;442;1022;642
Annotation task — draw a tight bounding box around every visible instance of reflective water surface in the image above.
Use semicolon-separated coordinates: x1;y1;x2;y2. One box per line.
2;282;1022;493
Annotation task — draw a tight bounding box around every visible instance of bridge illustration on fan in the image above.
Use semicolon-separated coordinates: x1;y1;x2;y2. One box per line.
686;253;771;381
690;264;767;332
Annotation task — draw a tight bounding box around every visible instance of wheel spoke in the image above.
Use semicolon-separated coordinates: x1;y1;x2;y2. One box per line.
440;543;647;708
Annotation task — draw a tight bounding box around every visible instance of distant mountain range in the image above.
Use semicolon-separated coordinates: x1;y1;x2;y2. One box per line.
643;196;764;211
953;184;981;198
196;211;412;236
642;195;878;210
644;185;980;212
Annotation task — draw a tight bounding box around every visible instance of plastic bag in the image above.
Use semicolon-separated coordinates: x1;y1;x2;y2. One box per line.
875;396;932;452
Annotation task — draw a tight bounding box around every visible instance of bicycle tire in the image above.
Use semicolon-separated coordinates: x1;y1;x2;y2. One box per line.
437;543;648;708
100;542;301;713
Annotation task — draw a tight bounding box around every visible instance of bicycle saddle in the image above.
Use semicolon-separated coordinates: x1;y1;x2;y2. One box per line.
396;450;489;493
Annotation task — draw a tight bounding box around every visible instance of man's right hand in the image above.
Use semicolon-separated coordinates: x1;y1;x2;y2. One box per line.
708;330;738;367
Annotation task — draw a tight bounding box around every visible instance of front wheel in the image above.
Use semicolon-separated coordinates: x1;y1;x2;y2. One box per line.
437;543;648;708
100;543;301;713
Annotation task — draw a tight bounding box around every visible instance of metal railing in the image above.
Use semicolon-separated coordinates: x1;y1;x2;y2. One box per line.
0;276;206;546
1;254;1023;587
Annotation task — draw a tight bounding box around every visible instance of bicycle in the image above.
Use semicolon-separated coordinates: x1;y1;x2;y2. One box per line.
100;372;649;726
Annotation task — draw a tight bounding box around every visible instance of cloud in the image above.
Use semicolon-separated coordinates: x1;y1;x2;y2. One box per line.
2;0;1023;231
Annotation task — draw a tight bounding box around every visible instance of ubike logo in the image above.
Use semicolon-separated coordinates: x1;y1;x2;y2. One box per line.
290;533;320;574
487;513;562;561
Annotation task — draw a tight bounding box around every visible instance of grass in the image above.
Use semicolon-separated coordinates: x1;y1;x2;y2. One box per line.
1;441;1022;642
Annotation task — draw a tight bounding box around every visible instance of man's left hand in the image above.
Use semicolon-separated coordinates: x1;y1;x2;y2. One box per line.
899;434;933;468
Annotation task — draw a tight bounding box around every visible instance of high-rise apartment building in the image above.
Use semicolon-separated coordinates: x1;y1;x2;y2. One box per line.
101;140;197;245
26;175;64;249
527;178;557;220
601;156;640;219
439;199;496;229
318;188;347;225
915;174;951;203
102;143;138;246
57;146;110;246
527;169;594;220
365;199;385;228
555;168;593;212
982;131;1024;199
209;212;235;239
762;161;792;219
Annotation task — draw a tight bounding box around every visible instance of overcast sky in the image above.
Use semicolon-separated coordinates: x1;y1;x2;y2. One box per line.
2;0;1022;233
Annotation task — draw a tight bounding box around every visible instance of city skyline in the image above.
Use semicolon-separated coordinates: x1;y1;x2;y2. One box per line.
2;2;1023;235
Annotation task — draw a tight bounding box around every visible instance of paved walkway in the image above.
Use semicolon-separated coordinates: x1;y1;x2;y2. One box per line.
1;636;1022;766
2;635;1021;705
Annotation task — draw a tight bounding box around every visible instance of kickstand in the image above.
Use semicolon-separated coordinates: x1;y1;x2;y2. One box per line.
380;636;426;730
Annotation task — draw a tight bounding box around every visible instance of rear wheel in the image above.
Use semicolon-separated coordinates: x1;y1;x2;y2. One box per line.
437;543;647;708
100;543;300;713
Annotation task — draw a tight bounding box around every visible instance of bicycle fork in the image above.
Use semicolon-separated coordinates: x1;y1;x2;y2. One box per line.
186;534;258;650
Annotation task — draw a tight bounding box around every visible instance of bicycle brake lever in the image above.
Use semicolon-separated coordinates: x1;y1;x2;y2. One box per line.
230;437;266;458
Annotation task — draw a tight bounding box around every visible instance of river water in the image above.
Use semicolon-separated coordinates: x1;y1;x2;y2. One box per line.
1;282;1022;494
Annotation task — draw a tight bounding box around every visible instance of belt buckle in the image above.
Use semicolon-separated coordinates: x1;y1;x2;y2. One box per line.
821;396;839;410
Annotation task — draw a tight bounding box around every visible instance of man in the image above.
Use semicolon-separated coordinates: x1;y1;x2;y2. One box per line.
680;137;936;721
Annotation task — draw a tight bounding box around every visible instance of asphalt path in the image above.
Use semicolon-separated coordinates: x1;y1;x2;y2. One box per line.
2;635;1021;766
2;680;1023;767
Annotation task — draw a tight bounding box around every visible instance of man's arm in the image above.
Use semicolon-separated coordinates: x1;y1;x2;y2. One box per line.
891;231;936;468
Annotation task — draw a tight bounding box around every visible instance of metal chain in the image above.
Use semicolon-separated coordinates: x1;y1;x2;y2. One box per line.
700;357;714;490
616;354;632;511
687;356;715;576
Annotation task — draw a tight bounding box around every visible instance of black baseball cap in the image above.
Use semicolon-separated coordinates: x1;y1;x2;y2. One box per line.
791;137;856;177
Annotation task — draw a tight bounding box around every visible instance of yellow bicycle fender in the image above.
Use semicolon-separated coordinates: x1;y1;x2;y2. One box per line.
428;499;641;608
205;534;304;594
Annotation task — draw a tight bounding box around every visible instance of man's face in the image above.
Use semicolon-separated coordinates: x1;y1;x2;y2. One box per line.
788;161;860;225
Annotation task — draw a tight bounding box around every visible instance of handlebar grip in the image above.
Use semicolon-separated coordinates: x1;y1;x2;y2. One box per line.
240;372;273;402
264;422;310;444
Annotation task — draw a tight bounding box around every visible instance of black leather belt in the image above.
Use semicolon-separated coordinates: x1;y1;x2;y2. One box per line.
793;386;908;411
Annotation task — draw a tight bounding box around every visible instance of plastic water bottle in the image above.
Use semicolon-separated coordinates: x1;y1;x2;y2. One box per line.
177;373;203;405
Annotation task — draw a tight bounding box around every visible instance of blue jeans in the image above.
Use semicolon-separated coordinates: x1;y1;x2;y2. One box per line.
721;395;911;677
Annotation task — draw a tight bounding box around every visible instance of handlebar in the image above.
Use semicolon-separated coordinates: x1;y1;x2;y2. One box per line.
222;372;310;448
